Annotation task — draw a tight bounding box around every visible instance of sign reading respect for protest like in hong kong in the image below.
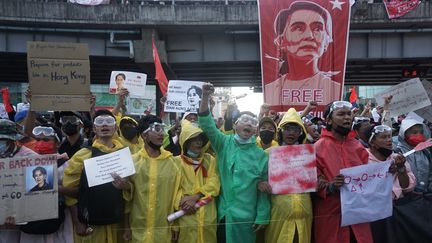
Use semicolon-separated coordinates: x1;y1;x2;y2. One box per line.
340;161;393;227
0;154;59;224
268;144;317;194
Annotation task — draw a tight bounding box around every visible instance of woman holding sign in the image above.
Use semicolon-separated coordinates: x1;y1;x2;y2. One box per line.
258;108;312;243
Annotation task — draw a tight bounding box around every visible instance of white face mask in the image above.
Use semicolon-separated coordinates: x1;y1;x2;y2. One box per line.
0;141;9;154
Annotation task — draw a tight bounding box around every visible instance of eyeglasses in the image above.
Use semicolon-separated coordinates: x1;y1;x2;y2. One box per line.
236;114;259;127
282;124;302;134
368;125;392;143
60;116;80;125
329;101;352;115
143;122;165;134
94;116;116;127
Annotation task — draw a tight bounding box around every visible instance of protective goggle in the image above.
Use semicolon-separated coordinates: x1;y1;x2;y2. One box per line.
60;116;81;125
236;114;259;127
143;122;165;134
32;126;60;142
282;124;302;134
353;117;371;125
329;101;353;115
94;116;116;127
368;125;392;143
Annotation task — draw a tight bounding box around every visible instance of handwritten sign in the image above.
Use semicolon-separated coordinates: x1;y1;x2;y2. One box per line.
164;80;204;113
414;80;432;122
83;147;135;187
340;161;393;227
109;71;147;98
27;41;91;111
374;78;431;117
268;144;317;194
0;154;58;224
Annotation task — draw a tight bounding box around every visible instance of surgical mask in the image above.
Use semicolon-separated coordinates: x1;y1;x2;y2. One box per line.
406;134;426;147
0;141;8;154
186;150;199;158
62;123;79;136
377;147;393;158
334;125;351;136
259;130;274;144
34;141;56;154
234;134;254;144
121;127;138;141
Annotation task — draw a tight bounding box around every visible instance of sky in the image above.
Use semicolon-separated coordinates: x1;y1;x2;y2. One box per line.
231;87;263;115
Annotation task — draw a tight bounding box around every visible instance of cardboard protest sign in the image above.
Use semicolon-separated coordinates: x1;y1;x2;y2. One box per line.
268;144;317;194
83;147;135;187
0;154;58;224
374;78;431;117
340;161;393;227
164;80;204;113
109;71;147;98
259;0;351;117
415;80;432;122
27;41;91;111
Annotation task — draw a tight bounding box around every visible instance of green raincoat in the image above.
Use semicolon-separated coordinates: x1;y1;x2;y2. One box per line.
198;112;270;243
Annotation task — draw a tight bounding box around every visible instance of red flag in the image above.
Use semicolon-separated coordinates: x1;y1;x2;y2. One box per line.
152;36;169;95
383;0;421;19
349;87;358;104
1;87;14;113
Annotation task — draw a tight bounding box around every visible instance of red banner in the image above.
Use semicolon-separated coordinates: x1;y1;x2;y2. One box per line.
383;0;421;19
259;0;351;117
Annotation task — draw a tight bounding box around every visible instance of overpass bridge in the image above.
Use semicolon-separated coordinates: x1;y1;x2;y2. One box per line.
1;0;432;91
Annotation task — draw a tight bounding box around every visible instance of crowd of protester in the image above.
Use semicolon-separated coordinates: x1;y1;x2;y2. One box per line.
1;82;432;243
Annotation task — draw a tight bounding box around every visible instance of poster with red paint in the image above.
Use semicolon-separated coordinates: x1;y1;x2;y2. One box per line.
383;0;421;19
268;144;317;194
258;0;351;117
339;160;393;226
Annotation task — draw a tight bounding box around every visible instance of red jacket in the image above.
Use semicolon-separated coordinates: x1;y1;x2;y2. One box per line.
314;129;373;243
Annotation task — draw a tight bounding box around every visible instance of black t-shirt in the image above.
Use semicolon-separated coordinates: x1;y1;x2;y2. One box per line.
58;135;86;166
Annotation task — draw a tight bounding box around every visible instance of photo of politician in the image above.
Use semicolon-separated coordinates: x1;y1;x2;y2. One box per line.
27;166;54;192
264;1;341;106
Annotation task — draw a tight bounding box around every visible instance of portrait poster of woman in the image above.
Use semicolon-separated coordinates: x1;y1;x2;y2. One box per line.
258;0;351;116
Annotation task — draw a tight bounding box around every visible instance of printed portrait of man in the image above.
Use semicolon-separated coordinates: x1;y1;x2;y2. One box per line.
264;0;341;107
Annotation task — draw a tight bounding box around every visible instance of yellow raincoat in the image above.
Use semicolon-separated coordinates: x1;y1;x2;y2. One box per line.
265;108;313;243
124;146;183;243
176;120;220;243
62;139;125;243
116;116;144;155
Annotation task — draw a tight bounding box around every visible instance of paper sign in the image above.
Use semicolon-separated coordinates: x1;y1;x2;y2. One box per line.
83;147;135;187
340;161;393;227
109;71;147;98
164;80;204;113
0;103;8;119
0;154;59;224
268;144;317;194
125;84;156;115
415;80;432;122
374;78;431;117
27;41;91;111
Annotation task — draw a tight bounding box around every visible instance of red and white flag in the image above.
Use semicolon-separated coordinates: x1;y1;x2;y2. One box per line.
258;0;351;117
383;0;421;19
68;0;110;5
152;36;169;95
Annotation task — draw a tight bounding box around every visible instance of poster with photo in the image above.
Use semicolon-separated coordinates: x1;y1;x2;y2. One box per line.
125;85;157;115
109;71;147;98
164;80;204;113
0;154;58;224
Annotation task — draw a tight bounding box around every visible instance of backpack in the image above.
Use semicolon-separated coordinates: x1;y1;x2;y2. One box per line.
77;147;124;225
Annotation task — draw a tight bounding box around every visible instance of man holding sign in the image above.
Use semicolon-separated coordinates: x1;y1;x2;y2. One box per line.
314;101;373;243
63;110;130;243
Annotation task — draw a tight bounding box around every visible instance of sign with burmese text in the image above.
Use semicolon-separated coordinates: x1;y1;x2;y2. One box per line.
258;0;351;117
268;144;317;194
0;154;58;224
27;41;91;111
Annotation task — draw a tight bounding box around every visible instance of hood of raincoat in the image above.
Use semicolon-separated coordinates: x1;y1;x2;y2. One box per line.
398;118;430;142
179;119;209;156
277;108;307;144
119;116;138;136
